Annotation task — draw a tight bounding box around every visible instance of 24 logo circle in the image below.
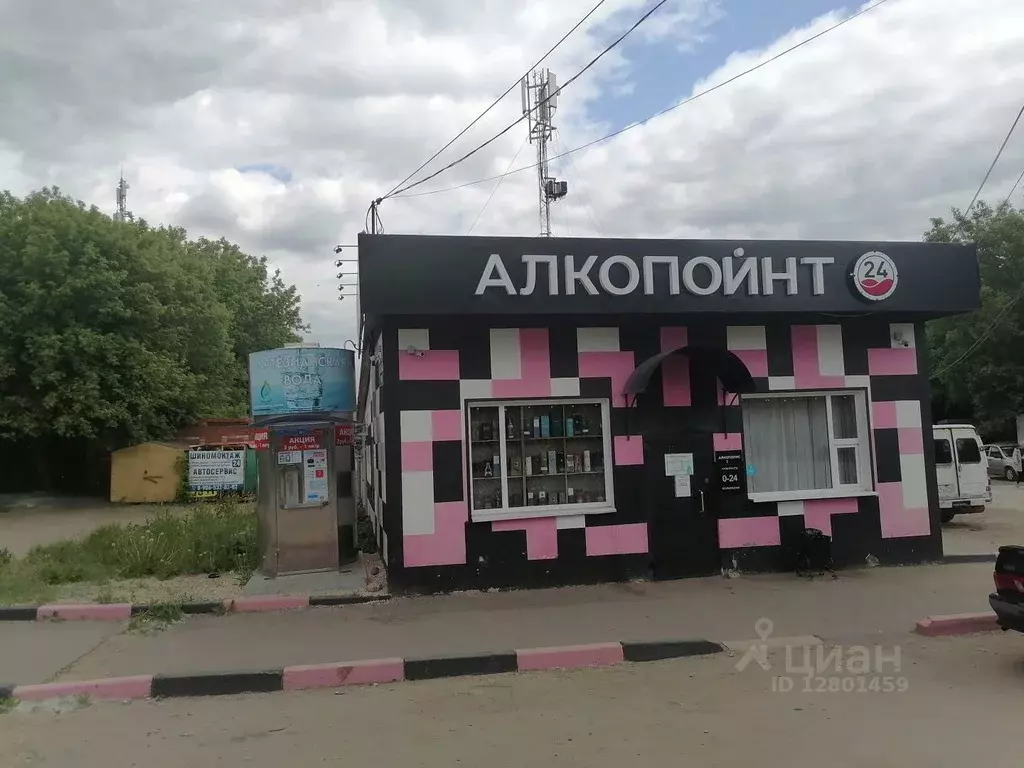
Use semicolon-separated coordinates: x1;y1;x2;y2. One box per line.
851;251;898;301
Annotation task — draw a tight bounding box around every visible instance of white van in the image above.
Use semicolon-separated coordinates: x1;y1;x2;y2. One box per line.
932;424;991;523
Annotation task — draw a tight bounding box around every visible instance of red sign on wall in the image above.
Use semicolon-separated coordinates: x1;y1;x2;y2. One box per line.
334;424;354;446
251;429;270;450
280;432;325;452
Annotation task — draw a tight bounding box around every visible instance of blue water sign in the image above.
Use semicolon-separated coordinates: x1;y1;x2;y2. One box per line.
248;347;356;417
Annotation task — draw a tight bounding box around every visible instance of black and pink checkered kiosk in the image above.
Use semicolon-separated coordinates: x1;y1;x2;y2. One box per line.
354;234;980;594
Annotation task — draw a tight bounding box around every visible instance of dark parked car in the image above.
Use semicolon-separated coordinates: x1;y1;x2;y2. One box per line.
990;545;1024;633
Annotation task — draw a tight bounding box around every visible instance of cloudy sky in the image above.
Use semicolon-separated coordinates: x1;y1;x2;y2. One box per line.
2;0;1023;347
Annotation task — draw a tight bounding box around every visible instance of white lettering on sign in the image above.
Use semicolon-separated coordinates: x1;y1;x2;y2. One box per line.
564;254;599;295
519;254;559;296
598;255;641;296
474;254;516;295
474;252;837;298
643;256;680;295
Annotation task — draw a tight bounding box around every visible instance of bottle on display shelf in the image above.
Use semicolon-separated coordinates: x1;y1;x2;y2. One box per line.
506;415;517;440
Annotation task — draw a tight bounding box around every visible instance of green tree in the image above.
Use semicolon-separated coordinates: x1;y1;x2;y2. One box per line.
0;188;305;492
926;200;1024;439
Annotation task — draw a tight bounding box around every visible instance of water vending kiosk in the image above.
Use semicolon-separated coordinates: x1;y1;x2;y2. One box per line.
255;420;357;576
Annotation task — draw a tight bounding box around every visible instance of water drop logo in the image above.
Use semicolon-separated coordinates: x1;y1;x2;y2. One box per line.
259;381;272;402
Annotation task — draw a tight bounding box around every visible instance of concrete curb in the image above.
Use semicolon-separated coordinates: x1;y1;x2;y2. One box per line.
3;637;726;703
914;612;1000;637
0;593;391;623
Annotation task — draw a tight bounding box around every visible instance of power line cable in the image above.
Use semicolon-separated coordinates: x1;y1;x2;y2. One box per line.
1003;167;1024;207
393;0;892;200
380;0;609;200
385;0;673;199
556;133;606;235
960;100;1024;221
930;99;1024;378
467;137;529;235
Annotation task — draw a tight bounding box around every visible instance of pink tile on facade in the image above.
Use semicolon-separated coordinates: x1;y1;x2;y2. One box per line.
732;348;769;378
660;326;688;351
492;517;559;560
871;400;898;430
431;410;463;442
578;351;636;408
491;328;553;398
492;377;552;398
403;501;469;567
718;516;781;548
516;642;624;672
791;326;844;389
877;482;931;538
14;675;153;702
802;497;860;536
868;347;917;376
713;433;742;452
613;435;644;466
37;603;132;621
585;523;649;556
659;327;691;406
283;658;405;690
898;427;925;455
398;349;460;381
401;441;433;472
520;328;552;381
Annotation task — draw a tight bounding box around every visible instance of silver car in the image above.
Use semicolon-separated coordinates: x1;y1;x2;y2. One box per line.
984;444;1022;481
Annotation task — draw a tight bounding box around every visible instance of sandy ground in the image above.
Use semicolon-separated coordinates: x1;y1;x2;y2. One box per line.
2;632;1022;767
942;480;1024;556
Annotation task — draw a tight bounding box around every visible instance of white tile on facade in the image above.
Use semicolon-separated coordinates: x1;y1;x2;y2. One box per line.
844;375;871;391
398;328;430;351
895;400;923;429
460;379;493;403
556;514;587;529
890;323;916;349
726;325;767;350
401;471;436;535
900;454;929;510
768;376;796;391
550;377;581;397
777;501;805;517
381;529;389;564
400;410;433;442
576;327;620;353
489;328;522;380
816;325;845;377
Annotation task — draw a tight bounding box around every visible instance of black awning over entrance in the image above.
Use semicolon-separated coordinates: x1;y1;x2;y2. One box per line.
623;345;756;402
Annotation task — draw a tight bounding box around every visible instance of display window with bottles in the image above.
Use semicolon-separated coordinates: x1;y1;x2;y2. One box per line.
467;398;615;522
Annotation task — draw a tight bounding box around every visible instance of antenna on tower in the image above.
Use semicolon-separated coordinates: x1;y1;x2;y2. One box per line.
522;70;568;237
114;170;133;222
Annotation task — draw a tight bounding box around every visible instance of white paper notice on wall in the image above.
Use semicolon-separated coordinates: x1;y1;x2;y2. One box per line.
664;453;694;477
674;474;692;498
303;449;329;503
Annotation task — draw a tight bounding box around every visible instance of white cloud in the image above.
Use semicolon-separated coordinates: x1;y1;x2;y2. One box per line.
1;0;1022;347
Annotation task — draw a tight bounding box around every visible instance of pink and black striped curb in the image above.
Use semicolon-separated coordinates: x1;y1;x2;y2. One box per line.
0;638;724;703
913;611;1001;637
0;593;391;623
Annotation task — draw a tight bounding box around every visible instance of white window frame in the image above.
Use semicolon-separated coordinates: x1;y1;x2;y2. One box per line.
741;388;874;504
467;397;616;523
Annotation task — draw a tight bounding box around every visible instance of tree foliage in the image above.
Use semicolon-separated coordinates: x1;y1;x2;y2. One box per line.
926;200;1024;439
0;188;304;492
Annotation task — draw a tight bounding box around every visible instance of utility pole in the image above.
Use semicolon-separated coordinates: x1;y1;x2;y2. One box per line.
521;70;568;237
113;170;133;222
